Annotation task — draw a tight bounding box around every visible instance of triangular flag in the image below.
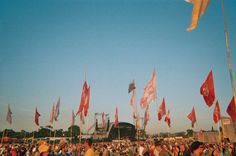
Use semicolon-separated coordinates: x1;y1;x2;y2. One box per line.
187;106;197;128
226;96;236;122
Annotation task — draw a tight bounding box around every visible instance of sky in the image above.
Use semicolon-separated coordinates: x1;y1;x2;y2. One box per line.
0;0;236;134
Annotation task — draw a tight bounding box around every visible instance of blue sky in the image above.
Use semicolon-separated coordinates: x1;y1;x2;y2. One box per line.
0;0;236;134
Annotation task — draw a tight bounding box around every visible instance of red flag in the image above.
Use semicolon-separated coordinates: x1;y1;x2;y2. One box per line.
6;104;12;125
140;69;157;109
164;109;171;127
77;81;88;115
226;96;236;122
54;96;60;121
50;104;55;124
158;98;166;121
144;106;150;126
71;110;76;126
213;100;221;123
102;112;105;128
83;86;90;117
187;107;197;128
114;107;118;128
35;107;41;126
200;70;215;107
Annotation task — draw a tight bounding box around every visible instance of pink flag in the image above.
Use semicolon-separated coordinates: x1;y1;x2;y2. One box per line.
114;107;118;128
54;96;60;121
136;113;141;129
164;109;171;127
158;98;166;121
144;106;150;126
187;107;197;128
130;91;137;119
140;69;157;109
77;81;89;116
35;107;41;126
6;104;12;125
50;104;55;124
102;112;105;128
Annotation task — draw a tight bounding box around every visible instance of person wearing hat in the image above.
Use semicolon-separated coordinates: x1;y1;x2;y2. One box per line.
84;138;95;156
190;141;204;156
38;141;50;156
56;139;70;156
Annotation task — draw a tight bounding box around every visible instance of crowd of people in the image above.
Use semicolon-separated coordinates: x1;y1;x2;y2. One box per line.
0;138;236;156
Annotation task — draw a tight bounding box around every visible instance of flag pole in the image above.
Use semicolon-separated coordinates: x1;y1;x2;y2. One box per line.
221;0;236;106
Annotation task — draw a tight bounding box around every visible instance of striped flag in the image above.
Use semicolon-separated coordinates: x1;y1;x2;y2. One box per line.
6;104;12;124
140;69;157;109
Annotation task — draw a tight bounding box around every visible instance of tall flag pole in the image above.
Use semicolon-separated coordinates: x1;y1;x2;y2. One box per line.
53;96;60;147
221;0;236;107
187;106;197;128
114;107;120;140
140;69;157;109
71;110;76;143
186;0;210;32
49;103;55;138
200;70;216;107
34;107;41;126
129;80;137;120
102;112;105;128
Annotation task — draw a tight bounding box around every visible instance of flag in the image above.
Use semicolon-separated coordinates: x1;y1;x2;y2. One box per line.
128;81;136;93
130;91;137;119
164;109;171;128
158;98;166;121
200;70;215;107
114;107;118;128
140;69;157;109
102;112;105;128
144;106;150;126
50;104;55;124
54;96;60;121
83;86;90;117
213;100;221;123
35;107;41;126
6;104;12;124
226;96;236;122
187;107;197;128
136;113;141;129
77;81;88;115
186;0;210;32
71;110;76;126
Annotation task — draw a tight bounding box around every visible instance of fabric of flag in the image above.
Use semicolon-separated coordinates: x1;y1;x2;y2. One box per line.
140;69;157;109
71;110;76;126
50;104;55;124
164;109;171;127
80;111;85;124
83;86;90;117
226;96;236;122
35;107;41;126
77;81;88;115
102;112;105;128
158;98;166;121
128;81;136;93
6;104;12;125
213;100;221;124
144;106;150;126
186;0;210;32
130;91;137;119
114;107;118;128
54;96;60;121
136;113;141;129
200;70;215;107
187;107;197;128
